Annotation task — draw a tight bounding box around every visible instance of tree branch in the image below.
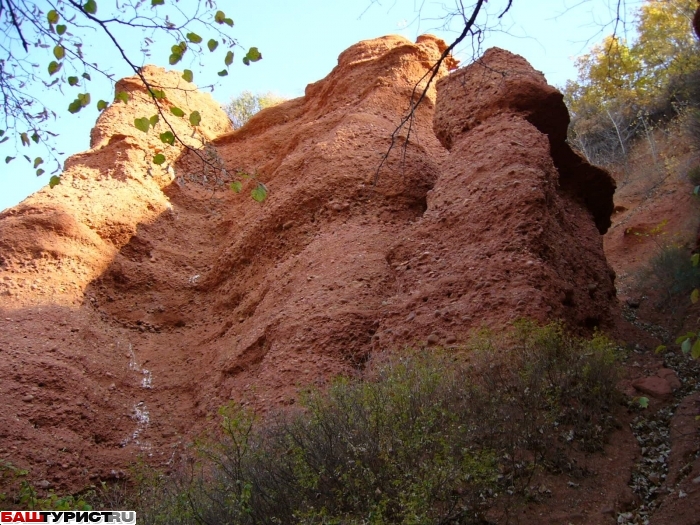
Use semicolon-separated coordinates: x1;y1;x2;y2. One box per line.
374;0;494;184
4;0;30;51
64;0;225;175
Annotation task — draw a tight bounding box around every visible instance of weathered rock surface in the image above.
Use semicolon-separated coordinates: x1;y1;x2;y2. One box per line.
0;65;232;487
0;38;617;494
423;47;617;331
632;376;674;400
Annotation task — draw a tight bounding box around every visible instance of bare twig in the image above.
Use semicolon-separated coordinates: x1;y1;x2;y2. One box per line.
3;0;29;51
374;0;508;185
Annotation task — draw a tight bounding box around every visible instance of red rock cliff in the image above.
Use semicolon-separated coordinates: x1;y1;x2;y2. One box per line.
0;38;616;491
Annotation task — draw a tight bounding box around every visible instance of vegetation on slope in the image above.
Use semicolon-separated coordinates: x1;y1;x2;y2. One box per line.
93;322;623;524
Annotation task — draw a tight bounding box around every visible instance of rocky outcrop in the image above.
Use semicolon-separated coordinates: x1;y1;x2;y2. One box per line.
0;65;231;305
425;47;617;330
0;66;231;489
0;38;616;491
433;48;615;233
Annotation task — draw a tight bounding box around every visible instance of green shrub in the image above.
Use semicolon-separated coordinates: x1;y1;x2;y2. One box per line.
111;322;622;524
1;460;91;512
638;245;700;310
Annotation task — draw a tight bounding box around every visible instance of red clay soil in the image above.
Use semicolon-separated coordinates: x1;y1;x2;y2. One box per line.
0;35;698;523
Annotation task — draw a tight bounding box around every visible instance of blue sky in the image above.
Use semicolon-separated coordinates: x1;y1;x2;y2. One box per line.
0;0;641;211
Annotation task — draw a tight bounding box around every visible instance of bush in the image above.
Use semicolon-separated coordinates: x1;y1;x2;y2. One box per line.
113;322;622;524
638;245;700;310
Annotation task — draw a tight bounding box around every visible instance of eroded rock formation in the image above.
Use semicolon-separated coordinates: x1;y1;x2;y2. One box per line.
0;37;616;491
427;47;616;331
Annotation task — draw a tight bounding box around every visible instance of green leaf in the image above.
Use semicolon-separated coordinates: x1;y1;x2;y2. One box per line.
251;183;268;202
214;10;226;23
217;70;228;77
694;185;699;196
207;39;218;52
151;0;164;4
182;69;193;82
97;99;108;111
33;157;43;168
20;133;30;146
153;154;166;165
170;106;185;117
149;114;159;127
53;45;65;60
48;61;61;76
115;91;129;103
159;131;175;145
35;168;45;176
243;47;262;66
47;10;60;24
0;137;7;144
224;50;234;66
186;32;202;44
49;175;61;188
150;89;166;100
31;132;40;143
134;117;150;133
68;100;81;113
68;76;79;86
682;338;692;354
692;289;699;304
83;0;97;14
223;18;234;27
56;24;67;35
654;344;667;354
82;72;91;80
692;254;700;267
693;339;700;360
77;92;90;106
169;53;182;65
230;181;242;193
676;332;696;344
5;156;15;164
637;397;649;409
189;111;201;127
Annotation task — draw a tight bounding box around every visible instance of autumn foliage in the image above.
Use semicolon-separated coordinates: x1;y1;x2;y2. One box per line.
564;0;700;166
